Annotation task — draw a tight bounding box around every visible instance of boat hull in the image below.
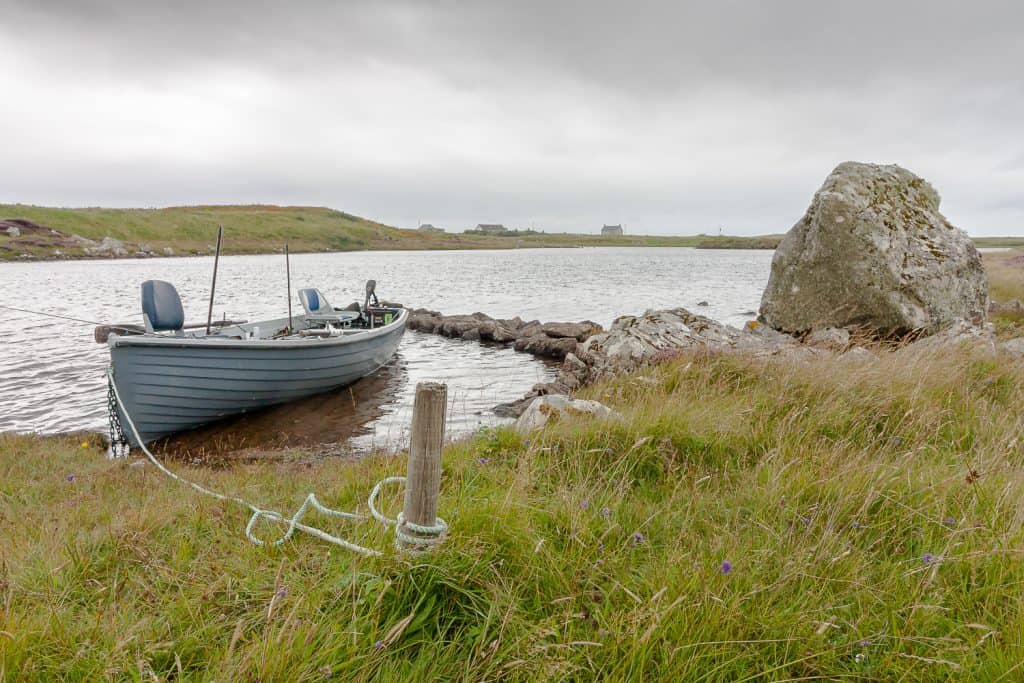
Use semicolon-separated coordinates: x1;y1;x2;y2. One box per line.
110;312;406;445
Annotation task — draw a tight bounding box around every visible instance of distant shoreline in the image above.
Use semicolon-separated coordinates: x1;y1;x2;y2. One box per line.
2;204;1021;262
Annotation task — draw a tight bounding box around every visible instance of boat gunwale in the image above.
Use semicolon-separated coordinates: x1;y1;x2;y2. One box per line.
109;308;408;351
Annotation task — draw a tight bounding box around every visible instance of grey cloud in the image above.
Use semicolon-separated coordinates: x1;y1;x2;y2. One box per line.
1;0;1022;234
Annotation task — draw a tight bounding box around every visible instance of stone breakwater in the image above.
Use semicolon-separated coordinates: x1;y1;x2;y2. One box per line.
406;308;603;361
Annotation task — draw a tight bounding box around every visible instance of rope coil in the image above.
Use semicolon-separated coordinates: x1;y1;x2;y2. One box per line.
107;369;446;555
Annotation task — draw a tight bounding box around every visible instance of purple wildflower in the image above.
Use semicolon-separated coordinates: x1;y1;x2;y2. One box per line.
374;640;384;651
631;532;644;545
600;507;611;517
523;439;530;446
922;553;936;565
800;516;810;525
859;639;871;647
64;474;74;482
276;586;287;597
720;560;732;575
943;516;956;528
850;521;860;529
580;499;590;510
477;457;488;465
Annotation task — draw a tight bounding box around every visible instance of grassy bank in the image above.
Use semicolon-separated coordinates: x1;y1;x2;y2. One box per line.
4;342;1024;679
0;204;758;261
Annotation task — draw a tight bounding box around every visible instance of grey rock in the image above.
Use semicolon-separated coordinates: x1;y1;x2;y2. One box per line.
760;162;989;336
438;317;479;338
461;327;481;341
805;327;851;351
841;346;878;363
517;334;577;359
517;321;543;338
478;320;518;343
998;337;1024;357
899;319;995;354
541;320;603;341
6;226;20;237
514;395;618;433
162;246;175;256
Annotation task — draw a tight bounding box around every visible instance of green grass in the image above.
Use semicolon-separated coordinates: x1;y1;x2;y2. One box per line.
4;344;1024;680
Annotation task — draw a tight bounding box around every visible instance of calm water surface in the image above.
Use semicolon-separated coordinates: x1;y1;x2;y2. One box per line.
0;247;772;452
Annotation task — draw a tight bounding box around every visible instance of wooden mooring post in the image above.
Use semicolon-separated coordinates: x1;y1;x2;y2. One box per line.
398;382;448;552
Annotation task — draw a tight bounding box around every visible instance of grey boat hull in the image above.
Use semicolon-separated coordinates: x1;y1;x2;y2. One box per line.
110;311;407;445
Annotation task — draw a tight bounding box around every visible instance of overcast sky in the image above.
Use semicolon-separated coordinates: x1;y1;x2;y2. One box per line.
1;1;1022;235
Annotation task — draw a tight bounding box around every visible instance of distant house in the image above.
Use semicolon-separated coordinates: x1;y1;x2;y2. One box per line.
476;224;508;235
601;224;624;236
418;223;444;233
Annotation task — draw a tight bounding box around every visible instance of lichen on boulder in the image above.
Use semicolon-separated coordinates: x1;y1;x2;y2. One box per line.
759;162;988;336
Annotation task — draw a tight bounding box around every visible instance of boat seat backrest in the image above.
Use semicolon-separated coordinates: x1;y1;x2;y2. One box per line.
298;288;332;315
141;280;185;332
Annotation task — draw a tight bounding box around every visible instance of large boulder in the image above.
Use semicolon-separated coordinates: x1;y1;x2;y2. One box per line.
759;162;988;336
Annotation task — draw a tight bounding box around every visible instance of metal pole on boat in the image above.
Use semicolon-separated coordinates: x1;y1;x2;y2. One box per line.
285;242;293;333
205;225;223;335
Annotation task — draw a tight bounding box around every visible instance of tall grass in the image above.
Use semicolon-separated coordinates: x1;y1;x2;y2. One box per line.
3;345;1024;679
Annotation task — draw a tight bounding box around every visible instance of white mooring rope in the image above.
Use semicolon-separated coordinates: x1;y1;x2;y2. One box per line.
107;369;447;555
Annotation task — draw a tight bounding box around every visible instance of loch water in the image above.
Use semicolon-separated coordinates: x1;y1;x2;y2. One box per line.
0;247;773;454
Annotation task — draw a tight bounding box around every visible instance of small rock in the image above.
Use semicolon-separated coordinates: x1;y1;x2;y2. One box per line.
841;346;878;362
805;327;851;351
540;321;603;341
515;395;618;433
697;301;709;307
5;226;20;237
998;337;1024;357
163;246;175;256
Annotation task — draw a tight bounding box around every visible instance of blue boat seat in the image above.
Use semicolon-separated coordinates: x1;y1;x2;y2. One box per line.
141;280;185;334
298;287;356;326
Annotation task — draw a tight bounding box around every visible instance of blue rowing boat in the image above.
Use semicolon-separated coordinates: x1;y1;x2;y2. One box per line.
103;280;406;446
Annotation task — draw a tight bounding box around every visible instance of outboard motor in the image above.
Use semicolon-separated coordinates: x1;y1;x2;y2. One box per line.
364;280;379;310
364;280;392;328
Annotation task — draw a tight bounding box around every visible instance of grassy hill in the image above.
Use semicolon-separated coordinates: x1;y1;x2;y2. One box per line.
0;204;731;260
